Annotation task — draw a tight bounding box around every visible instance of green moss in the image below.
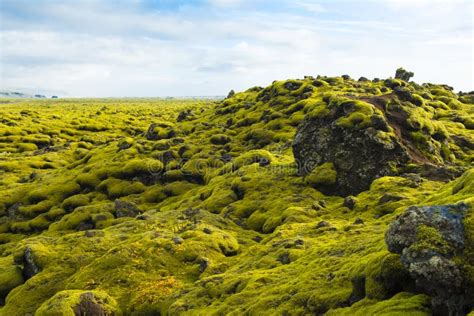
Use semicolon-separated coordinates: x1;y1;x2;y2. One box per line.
336;111;372;129
61;194;90;212
210;134;231;145
233;150;274;170
306;162;337;186
27;182;81;204
97;179;146;198
365;252;409;300
247;211;268;232
326;292;431;315
0;257;24;300
18;200;55;218
115;158;163;179
410;225;452;256
243;129;275;148
49;203;114;231
262;215;284;233
76;173;101;189
17;143;38;152
200;188;237;214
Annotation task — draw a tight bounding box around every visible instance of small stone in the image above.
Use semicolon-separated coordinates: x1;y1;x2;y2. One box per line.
343;196;357;210
172;236;183;245
315;221;330;229
353;218;364;225
7;203;21;219
198;257;210;273
84;230;96;238
136;214;149;220
117;139;132;150
277;252;291;265
378;194;403;204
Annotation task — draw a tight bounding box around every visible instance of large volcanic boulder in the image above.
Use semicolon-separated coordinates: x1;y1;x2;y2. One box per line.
293;95;410;196
385;202;472;315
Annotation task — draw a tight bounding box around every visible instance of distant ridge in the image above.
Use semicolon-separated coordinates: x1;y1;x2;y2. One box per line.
0;91;56;98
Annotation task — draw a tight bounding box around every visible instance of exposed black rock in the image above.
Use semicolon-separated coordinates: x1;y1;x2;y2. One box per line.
395;67;414;82
385;202;472;315
114;200;142;218
343;196;357;210
22;247;41;280
292;101;410;196
73;292;117;316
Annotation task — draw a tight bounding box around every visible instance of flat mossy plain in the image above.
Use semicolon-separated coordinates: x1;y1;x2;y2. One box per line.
0;75;472;315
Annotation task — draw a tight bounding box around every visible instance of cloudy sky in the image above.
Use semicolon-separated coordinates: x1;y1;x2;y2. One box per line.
0;0;472;97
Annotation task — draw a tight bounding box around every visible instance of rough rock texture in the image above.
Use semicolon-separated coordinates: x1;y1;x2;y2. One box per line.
293;101;410;196
385;203;472;315
22;247;41;279
114;199;142;218
73;292;117;316
386;204;467;253
395;67;414;82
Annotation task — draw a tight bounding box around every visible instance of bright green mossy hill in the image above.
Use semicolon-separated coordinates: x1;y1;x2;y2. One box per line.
0;74;473;315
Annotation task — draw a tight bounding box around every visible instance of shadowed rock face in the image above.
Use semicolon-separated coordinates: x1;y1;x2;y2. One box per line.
385;203;472;315
292;99;410;196
22;247;41;279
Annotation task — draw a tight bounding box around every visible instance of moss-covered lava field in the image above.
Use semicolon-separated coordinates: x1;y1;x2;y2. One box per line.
0;71;473;315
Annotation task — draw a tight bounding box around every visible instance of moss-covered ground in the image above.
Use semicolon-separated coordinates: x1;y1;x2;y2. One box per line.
0;75;473;315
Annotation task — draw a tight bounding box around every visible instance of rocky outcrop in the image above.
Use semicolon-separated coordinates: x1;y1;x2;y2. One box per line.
385;202;472;315
22;247;41;279
293;97;410;196
395;67;414;82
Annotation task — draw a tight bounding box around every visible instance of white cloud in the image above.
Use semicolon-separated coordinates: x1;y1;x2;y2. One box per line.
293;1;326;13
207;0;247;7
0;1;472;96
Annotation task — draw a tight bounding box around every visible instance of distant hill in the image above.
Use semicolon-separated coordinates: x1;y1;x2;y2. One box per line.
0;91;58;98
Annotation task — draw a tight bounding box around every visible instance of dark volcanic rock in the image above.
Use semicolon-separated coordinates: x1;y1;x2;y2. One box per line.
292;99;410;196
385;203;467;254
114;199;142;218
385;202;471;315
177;109;193;122
394;67;414;82
73;292;116;316
146;123;176;140
22;247;41;279
343;196;357;210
